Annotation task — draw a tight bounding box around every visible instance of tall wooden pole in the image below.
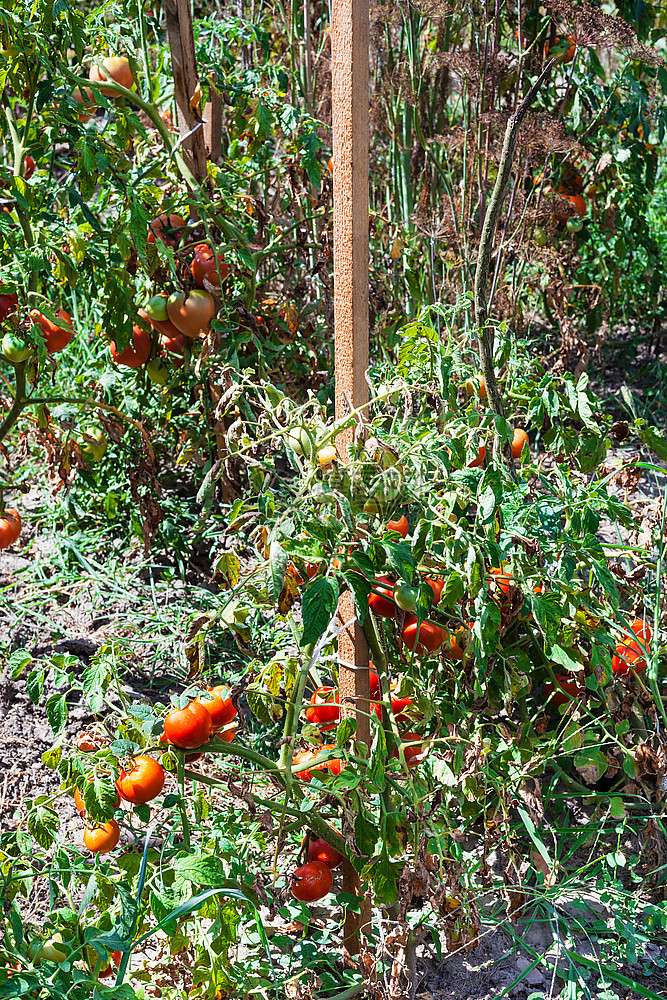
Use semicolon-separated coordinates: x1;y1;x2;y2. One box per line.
332;0;371;955
164;0;208;182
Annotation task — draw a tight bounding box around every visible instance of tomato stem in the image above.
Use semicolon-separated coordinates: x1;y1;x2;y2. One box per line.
176;753;191;850
0;361;27;445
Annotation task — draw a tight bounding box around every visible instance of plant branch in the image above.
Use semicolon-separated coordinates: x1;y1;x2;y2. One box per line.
473;60;555;480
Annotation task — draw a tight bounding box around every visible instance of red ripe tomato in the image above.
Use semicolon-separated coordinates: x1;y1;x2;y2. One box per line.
468;443;486;468
369;670;380;700
544;673;584;708
166;290;216;338
546;35;576;63
401;614;446;655
0;509;21;549
391;692;413;716
565;194;586;218
386;514;409;537
293;744;344;781
163;701;212;749
306;836;342;869
0;292;18;322
425;576;445;604
611;620;651;675
74;783;121;816
291;860;333;902
327;156;333;173
138;306;182;341
147;213;186;247
190;244;229;288
110;325;151;368
23;155;35;180
369;575;397;618
305;687;340;729
95;950;122;979
393;732;427;769
194;685;236;730
83;819;120;854
488;566;513;597
116;755;165;804
162;335;187;367
30;308;74;353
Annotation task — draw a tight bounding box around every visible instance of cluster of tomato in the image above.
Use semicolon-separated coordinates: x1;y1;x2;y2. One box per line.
161;684;237;748
110;228;224;384
290;835;343;903
72;686;237;855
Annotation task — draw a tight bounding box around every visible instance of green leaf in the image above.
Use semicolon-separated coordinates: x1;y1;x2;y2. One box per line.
345;571;371;625
28;804;60;848
245;681;283;725
9;649;32;678
440;573;464;608
302;577;337;645
268;538;289;604
384;540;416;580
637;423;667;461
26;668;44;705
45;693;67;735
547;644;580;673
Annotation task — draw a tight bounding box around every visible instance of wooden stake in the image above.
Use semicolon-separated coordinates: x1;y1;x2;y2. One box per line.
164;0;208;183
332;0;371;955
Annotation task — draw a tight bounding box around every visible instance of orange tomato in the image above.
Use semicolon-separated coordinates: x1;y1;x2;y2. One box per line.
110;325;151;368
511;428;529;459
393;732;427;769
611;619;651;676
0;509;21;549
30;308;74;353
166;290;216;338
544;673;584;708
162;334;187;367
488;566;513;597
386;514;409;537
147;213;186;247
194;686;237;730
425;576;445;604
189;244;229;288
464;375;487;399
401;615;446;654
116;755;165;804
546;35;576;63
71;87;97;122
89;57;135;96
83;819;120;854
564;194;586;217
468;444;486;468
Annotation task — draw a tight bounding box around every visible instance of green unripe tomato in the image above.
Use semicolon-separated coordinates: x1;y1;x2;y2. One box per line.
287;426;314;457
146;358;169;385
533;228;548;248
2;331;32;362
566;217;583;233
29;933;68;964
81;427;107;462
144;294;169;322
394;581;418;612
